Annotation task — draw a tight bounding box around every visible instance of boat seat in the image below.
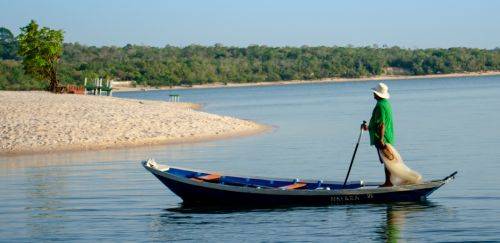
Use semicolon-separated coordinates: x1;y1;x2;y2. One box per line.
280;182;307;190
190;173;222;183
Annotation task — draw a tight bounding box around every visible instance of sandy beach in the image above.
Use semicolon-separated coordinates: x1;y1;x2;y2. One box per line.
112;71;500;92
0;91;268;155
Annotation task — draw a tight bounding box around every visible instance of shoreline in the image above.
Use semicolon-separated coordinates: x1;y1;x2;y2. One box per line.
0;91;270;156
113;71;500;92
1;123;271;157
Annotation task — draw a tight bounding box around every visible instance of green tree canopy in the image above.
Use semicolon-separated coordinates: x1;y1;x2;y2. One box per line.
17;20;64;92
0;27;18;59
1;23;499;91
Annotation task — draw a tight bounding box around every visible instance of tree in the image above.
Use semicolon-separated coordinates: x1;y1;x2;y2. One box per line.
17;20;64;92
0;27;18;59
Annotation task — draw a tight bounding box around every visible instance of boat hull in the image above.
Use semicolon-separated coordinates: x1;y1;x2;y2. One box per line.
153;174;437;205
144;161;455;206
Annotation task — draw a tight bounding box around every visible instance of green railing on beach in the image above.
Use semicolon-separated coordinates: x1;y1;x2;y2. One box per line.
169;94;180;102
85;84;113;96
83;77;114;96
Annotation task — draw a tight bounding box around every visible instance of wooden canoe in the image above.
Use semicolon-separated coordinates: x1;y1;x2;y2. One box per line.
143;159;456;206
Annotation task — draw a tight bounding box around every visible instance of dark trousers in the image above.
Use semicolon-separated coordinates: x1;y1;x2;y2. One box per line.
376;145;392;184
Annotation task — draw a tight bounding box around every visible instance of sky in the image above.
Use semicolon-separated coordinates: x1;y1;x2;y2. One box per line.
1;0;499;48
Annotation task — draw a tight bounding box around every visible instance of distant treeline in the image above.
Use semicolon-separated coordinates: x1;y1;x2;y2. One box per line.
1;27;500;90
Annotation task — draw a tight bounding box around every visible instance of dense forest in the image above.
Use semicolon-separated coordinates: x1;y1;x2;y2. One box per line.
1;27;500;90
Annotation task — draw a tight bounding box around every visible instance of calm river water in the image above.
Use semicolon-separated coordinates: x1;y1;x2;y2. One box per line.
2;76;500;242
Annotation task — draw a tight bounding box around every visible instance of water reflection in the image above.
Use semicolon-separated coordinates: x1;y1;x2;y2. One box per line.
25;169;67;239
0;145;162;170
155;201;443;242
377;202;438;242
0;142;211;171
165;203;308;214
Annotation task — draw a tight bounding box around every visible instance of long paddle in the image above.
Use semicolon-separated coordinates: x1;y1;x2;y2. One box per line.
343;121;367;188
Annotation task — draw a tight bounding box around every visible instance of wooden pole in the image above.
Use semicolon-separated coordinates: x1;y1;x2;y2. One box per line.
343;121;367;188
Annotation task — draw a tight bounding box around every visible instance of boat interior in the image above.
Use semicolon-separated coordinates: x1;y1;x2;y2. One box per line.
155;164;378;190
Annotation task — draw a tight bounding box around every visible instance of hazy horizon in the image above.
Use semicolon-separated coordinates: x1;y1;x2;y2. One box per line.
1;0;499;49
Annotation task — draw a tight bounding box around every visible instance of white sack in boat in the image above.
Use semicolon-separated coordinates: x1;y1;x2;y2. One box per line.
378;144;422;185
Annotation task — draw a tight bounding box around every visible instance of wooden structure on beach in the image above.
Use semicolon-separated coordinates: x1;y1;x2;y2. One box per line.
169;94;180;102
84;78;113;96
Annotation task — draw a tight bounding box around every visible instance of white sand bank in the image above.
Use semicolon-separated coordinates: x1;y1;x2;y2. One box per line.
0;91;268;155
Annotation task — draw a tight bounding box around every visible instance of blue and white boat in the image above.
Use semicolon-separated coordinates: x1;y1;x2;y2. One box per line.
142;159;456;206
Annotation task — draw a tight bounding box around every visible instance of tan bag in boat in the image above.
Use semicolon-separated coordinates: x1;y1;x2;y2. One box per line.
378;144;423;185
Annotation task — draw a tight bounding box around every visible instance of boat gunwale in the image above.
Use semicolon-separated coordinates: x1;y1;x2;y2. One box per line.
142;161;362;185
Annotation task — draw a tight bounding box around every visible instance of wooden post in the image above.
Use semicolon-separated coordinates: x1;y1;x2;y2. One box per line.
109;79;113;96
169;94;180;102
84;78;87;95
98;78;102;95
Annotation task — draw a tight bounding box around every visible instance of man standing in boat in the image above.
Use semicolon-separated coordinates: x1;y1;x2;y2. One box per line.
362;83;394;187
